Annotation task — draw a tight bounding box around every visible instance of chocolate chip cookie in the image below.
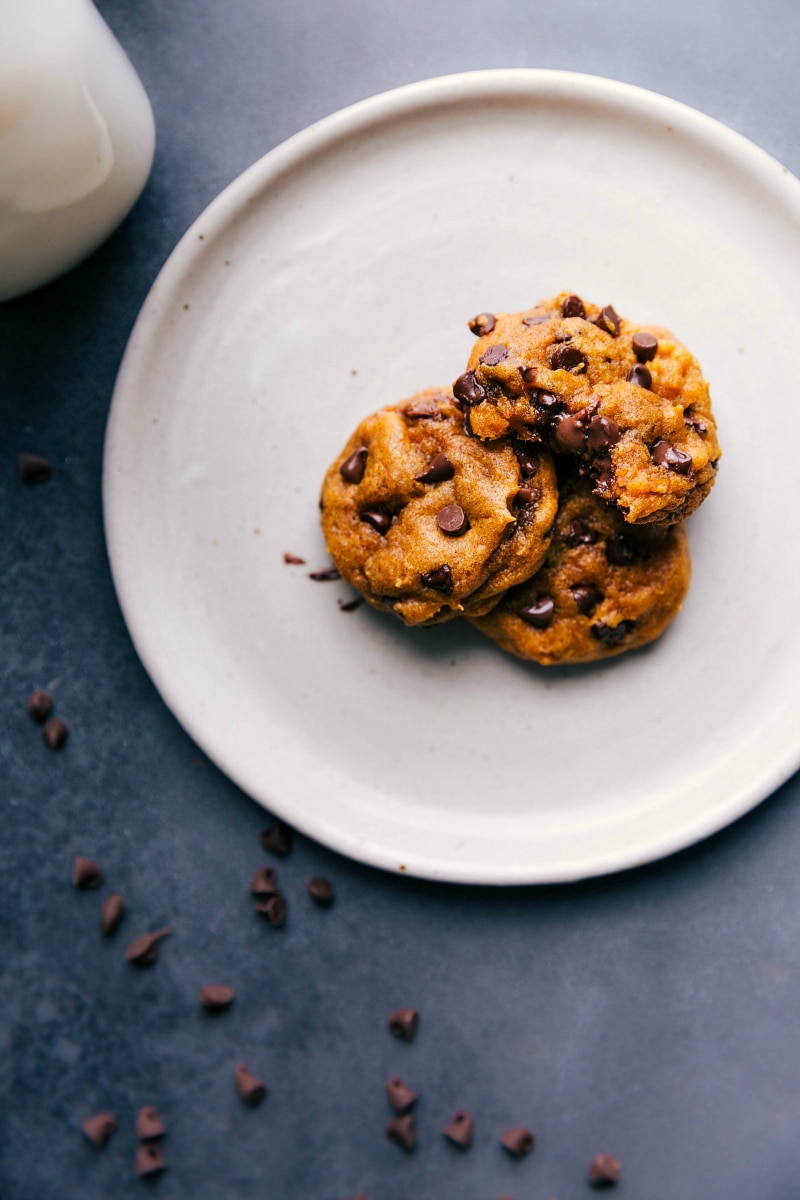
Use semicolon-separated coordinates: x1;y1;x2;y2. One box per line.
320;388;559;626
469;476;691;664
456;293;720;525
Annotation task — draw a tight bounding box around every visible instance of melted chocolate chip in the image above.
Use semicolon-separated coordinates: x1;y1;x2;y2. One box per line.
468;312;496;336
72;856;104;889
684;409;708;435
361;510;393;535
651;439;692;474
479;343;509;367
420;565;453;594
340;447;367;483
591;619;635;646
386;1115;416;1150
101;893;125;937
437;504;469;536
307;876;334;906
135;1144;167;1177
255;894;287;927
587;414;621;455
404;399;442;420
443;1109;473;1149
594;305;621;336
388;1007;419;1041
27;689;53;723
199;983;235;1012
82;1113;117;1148
259;821;292;856
571;583;604;616
42;717;68;750
513;442;540;478
453;371;486;407
561;294;586;319
19;453;54;485
235;1063;267;1106
249;865;280;896
560;517;599;546
415;452;454;483
605;533;637;566
514;487;539;507
522;313;550;326
632;331;658;362
136;1105;167;1141
547;342;587;372
387;1076;418;1114
626;363;652;389
589;1152;622;1186
536;390;560;412
553;412;589;454
125;927;171;967
518;597;555;628
500;1126;535;1157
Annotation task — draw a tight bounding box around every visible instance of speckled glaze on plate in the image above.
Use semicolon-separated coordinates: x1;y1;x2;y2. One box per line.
104;69;800;883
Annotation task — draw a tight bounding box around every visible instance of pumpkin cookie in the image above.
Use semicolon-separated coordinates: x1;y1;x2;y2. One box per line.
320;388;559;626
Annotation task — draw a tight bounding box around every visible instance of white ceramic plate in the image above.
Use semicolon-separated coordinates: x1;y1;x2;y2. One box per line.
104;69;800;884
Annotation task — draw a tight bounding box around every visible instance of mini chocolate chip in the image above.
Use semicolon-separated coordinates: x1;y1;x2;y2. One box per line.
587;414;621;455
626;363;652;388
404;398;443;420
553;412;588;454
420;565;453;594
27;689;53;723
589;1152;622;1186
135;1143;167;1177
308;566;341;581
136;1105;167;1141
19;453;54;485
386;1115;416;1151
72;856;104;889
513;442;540;478
547;342;587;372
340;447;367;483
437;504;469;536
101;893;125;937
514;487;539;507
307;876;334;906
594;305;621;336
518;596;555;628
82;1112;117;1148
453;371;486;407
387;1076;418;1114
468;312;497;336
415;452;454;483
125;927;171;967
443;1109;473;1149
361;510;393;535
591;619;635;646
560;518;599;546
249;865;280;896
605;533;637;566
500;1126;535;1157
200;983;235;1012
283;552;306;565
388;1007;419;1041
632;331;658;361
259;822;292;856
480;343;509;367
255;894;287;927
571;583;604;616
522;313;550;326
338;597;363;612
684;409;708;435
42;717;68;750
651;439;692;474
561;294;586;318
235;1063;267;1106
520;366;538;384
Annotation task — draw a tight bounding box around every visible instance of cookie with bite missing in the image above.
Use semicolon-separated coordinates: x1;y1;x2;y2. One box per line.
320;387;559;626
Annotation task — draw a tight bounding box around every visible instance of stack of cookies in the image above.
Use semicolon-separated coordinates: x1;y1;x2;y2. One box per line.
319;293;720;665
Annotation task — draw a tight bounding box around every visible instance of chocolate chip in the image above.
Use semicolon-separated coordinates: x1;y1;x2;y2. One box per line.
571;583;604;616
420;565;453;594
591;620;635;646
560;518;598;547
589;1152;622;1186
587;414;621;455
684;409;708;435
480;344;509;367
136;1105;167;1141
404;398;442;420
388;1007;419;1041
547;342;587;372
468;312;496;336
520;366;537;385
101;893;125;936
259;822;293;856
437;504;469;536
514;487;539;507
283;552;306;564
255;894;287;927
553;329;574;342
72;856;104;889
517;597;555;628
235;1062;267;1106
651;439;692;474
605;533;637;566
453;372;486;407
361;510;393;535
308;566;341;581
307;876;334;906
561;294;586;318
522;313;550;326
42;717;68;750
387;1076;418;1114
249;865;280;896
632;331;658;361
536;390;560;412
386;1114;416;1151
27;689;53;723
81;1112;117;1147
338;597;363;612
199;983;235;1012
500;1126;535;1157
513;442;540;478
443;1109;473;1148
594;305;621;336
19;453;54;484
135;1143;167;1177
626;363;652;388
553;411;589;454
124;927;171;967
415;452;454;483
340;447;367;483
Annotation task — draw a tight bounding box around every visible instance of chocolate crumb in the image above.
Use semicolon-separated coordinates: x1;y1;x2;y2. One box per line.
388;1007;419;1041
42;717;69;750
249;865;280;896
589;1152;621;1187
308;566;341;581
338;597;363;612
283;552;306;565
259;822;293;856
135;1143;167;1177
386;1114;416;1151
500;1126;535;1157
136;1105;167;1141
235;1062;267;1106
468;312;497;336
81;1112;117;1147
443;1109;473;1148
19;453;54;484
255;894;287;927
27;689;53;723
125;927;171;967
200;983;235;1012
387;1076;418;1114
101;893;125;936
72;856;104;890
307;876;334;906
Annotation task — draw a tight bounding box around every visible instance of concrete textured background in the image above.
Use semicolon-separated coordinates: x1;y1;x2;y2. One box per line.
2;1;800;1197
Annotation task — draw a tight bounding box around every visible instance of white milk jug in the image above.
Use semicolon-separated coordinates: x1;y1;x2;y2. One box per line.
0;0;155;300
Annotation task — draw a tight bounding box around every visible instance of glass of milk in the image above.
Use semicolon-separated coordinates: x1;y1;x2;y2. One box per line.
0;0;156;301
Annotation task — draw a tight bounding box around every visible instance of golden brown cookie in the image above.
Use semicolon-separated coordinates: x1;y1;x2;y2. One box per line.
320;388;559;626
469;477;691;664
455;293;720;525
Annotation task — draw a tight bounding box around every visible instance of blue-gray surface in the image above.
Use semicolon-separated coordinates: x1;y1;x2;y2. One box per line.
2;2;800;1197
